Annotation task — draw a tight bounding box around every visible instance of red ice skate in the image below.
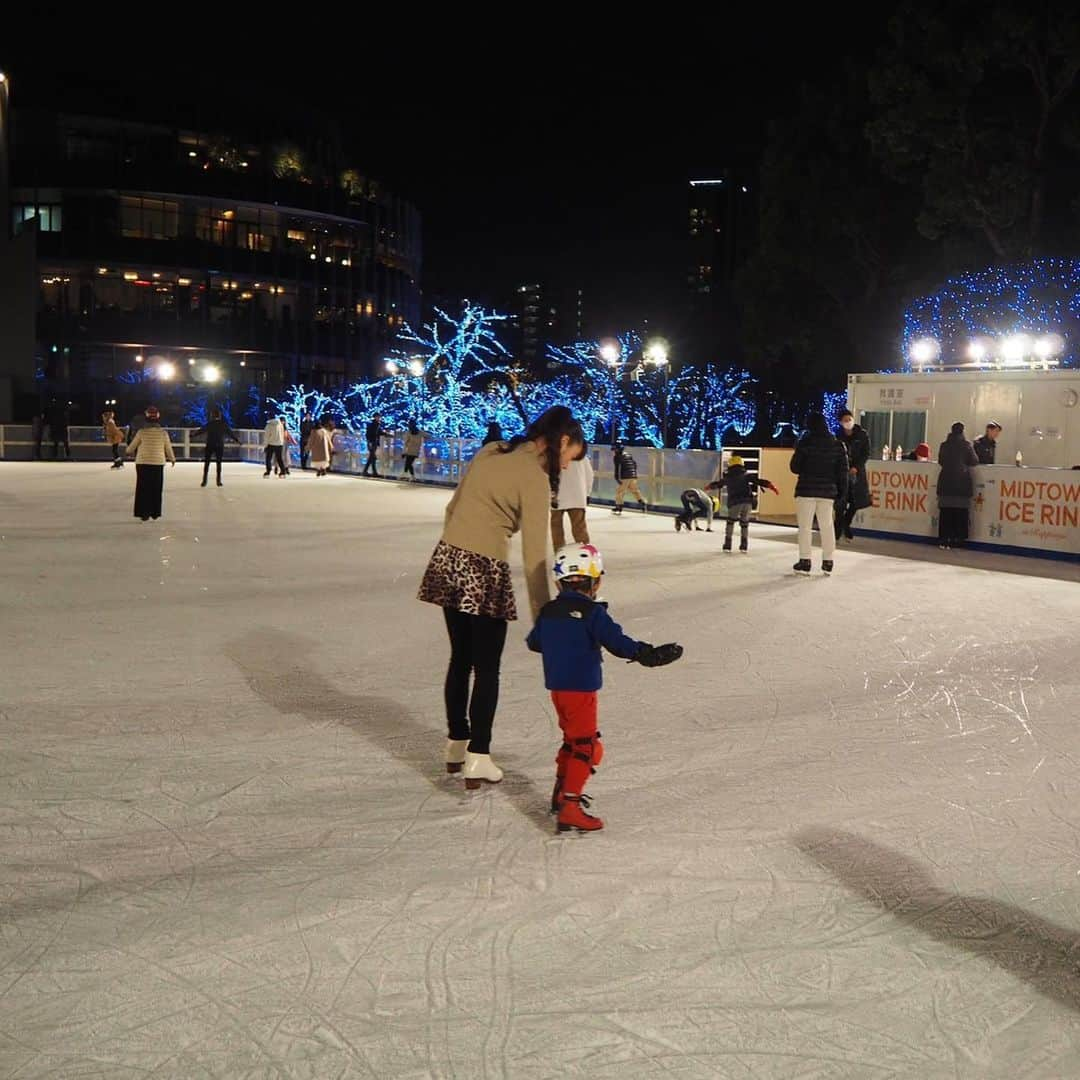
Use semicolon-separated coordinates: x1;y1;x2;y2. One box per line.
557;793;604;833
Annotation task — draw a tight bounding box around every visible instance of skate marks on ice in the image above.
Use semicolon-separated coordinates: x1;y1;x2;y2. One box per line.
795;827;1080;1014
224;629;552;832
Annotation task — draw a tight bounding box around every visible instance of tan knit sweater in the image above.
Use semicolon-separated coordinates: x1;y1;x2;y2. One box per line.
127;425;176;465
441;442;553;619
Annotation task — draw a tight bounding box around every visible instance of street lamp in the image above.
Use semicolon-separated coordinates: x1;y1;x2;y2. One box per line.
644;338;671;446
1001;334;1031;366
643;340;669;366
202;364;221;384
157;361;176;380
598;341;621;443
408;359;424;378
908;337;940;367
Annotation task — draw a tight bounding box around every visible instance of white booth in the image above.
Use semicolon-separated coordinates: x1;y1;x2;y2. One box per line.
847;372;1080;559
847;370;1080;469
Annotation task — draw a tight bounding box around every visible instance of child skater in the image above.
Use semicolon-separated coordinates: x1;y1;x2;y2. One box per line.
527;543;683;833
707;455;779;552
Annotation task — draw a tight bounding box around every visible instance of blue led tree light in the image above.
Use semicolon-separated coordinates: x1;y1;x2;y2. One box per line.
547;332;642;442
379;304;515;438
668;366;757;450
902;259;1080;369
245;385;263;425
338;377;406;436
821;390;848;432
267;386;339;440
181;395;235;427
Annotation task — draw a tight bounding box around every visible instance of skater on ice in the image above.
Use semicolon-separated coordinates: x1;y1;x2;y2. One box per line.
790;413;848;576
306;419;334;477
419;406;586;789
612;443;646;514
527;542;683;833
126;405;175;521
192;408;240;487
262;416;288;477
707;455;779;551
551;453;593;547
102;410;126;469
363;413;390;477
401;420;423;480
674;487;715;532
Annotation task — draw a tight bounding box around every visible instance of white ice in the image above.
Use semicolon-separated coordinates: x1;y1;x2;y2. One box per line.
3;461;1080;1079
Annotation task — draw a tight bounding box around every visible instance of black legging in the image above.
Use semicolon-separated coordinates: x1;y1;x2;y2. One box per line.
203;445;224;482
443;608;508;755
363;441;380;475
403;454;417;476
264;445;285;473
835;500;856;538
111;443;123;464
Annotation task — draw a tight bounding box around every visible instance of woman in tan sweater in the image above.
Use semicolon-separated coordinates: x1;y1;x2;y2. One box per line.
419;406;586;788
126;406;176;520
102;411;126;469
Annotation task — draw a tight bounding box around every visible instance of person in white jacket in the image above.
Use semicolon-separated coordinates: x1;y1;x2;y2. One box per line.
126;405;175;520
551;455;594;548
263;417;287;478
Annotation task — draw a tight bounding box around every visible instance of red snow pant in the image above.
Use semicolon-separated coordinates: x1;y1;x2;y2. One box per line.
551;690;604;799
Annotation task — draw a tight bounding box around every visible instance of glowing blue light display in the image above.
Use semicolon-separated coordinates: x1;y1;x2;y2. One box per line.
902;259;1080;369
269;310;762;447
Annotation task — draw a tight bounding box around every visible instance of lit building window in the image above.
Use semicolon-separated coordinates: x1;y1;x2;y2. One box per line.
12;205;63;233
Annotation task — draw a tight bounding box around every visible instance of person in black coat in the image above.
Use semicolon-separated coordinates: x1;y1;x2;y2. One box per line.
834;409;872;541
192;408;240;487
706;456;778;552
299;413;315;470
363;413;389;477
790;413;849;574
612;443;646;514
936;422;979;548
972;422;1002;465
31;413;44;459
46;399;72;459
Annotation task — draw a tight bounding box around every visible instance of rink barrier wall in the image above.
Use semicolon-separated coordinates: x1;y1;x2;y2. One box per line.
0;427;772;517
0;425;268;464
854;527;1080;564
5;428;1077;559
325;434;770;517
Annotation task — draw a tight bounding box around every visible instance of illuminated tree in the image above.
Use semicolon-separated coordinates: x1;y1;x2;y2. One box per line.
267;385;338;439
669;366;757;449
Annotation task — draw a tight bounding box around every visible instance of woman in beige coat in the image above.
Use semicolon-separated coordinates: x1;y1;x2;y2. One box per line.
103;411;126;469
126;406;176;520
418;405;586;787
307;421;333;477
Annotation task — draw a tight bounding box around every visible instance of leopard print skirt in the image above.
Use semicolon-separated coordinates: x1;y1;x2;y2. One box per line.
418;540;518;621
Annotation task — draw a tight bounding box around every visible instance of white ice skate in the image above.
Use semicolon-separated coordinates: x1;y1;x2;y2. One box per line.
445;739;469;774
463;751;503;790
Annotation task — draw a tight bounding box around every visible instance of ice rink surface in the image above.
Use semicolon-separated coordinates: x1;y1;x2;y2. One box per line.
3;460;1080;1079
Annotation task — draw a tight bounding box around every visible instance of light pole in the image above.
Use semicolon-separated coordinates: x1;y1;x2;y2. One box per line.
599;341;621;444
643;339;670;447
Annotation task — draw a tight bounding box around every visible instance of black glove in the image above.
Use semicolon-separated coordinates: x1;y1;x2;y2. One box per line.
634;642;683;667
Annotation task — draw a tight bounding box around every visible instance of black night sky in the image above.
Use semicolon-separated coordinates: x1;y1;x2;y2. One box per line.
4;14;886;336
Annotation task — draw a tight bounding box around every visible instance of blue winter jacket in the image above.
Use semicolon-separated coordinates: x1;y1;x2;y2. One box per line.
526;591;644;692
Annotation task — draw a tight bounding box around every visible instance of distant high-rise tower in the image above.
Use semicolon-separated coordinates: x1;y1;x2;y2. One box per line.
688;171;754;301
687;171;755;357
507;282;584;372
